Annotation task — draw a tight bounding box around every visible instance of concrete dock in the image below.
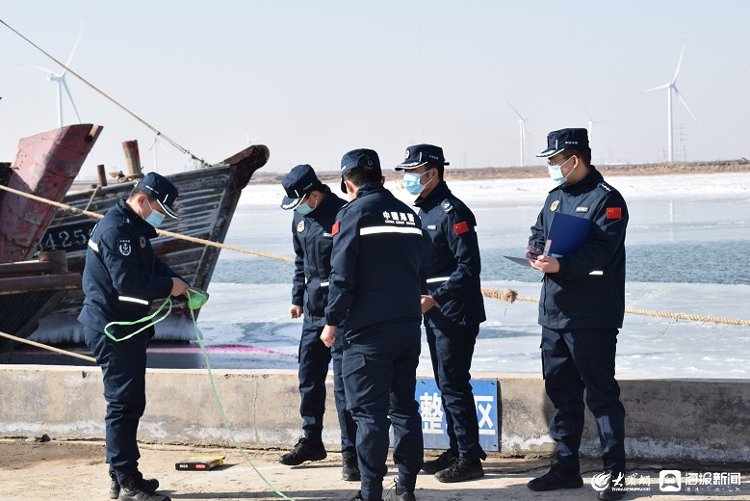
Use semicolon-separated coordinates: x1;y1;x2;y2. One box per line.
1;364;749;499
2;438;749;500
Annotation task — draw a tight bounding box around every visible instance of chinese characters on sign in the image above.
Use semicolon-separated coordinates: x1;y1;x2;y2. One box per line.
416;378;498;451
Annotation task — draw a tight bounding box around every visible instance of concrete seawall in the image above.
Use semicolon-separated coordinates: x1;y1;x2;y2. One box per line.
2;365;748;464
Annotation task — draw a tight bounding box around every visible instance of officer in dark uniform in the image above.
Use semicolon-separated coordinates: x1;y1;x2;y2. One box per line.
319;149;424;501
395;144;487;483
78;172;189;501
525;129;628;501
278;164;359;481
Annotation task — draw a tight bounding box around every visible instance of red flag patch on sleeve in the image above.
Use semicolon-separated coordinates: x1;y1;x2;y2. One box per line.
606;207;622;220
453;221;470;236
331;221;340;236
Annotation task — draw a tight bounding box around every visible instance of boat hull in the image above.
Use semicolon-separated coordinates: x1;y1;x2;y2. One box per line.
0;124;102;263
29;145;269;344
0;125;102;348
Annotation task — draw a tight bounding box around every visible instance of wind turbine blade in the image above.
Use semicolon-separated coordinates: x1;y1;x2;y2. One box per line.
23;63;56;75
505;100;525;120
62;21;86;76
672;44;686;83
62;80;82;123
674;88;697;122
580;98;594;121
642;83;670;93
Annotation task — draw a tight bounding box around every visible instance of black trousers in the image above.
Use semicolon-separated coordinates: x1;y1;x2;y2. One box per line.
342;320;424;500
541;326;626;474
297;321;331;443
426;324;486;461
332;333;357;457
84;326;149;483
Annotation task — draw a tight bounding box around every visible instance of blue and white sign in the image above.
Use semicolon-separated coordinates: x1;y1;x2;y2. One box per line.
416;378;499;451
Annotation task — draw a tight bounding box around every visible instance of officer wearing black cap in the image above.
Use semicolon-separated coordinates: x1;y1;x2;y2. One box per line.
278;164;359;482
78;172;189;501
319;149;424;501
396;144;487;483
525;128;628;501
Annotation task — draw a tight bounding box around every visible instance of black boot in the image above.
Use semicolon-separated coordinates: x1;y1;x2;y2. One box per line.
434;457;484;483
421;450;457;474
597;470;626;500
279;437;327;466
342;454;361;481
118;475;169;501
384;479;416;501
110;472;159;500
527;463;583;491
349;491;382;501
110;471;120;500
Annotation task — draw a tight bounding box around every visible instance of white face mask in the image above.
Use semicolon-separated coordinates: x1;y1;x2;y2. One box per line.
294;194;318;215
144;200;166;228
547;156;575;185
403;169;434;195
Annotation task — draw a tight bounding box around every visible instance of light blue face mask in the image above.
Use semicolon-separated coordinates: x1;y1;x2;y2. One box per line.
145;200;166;228
403;170;432;195
294;195;317;215
547;156;574;185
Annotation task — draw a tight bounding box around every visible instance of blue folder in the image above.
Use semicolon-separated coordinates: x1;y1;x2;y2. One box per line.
547;212;591;257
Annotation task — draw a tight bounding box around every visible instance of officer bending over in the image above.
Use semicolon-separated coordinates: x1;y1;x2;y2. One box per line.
278;164;358;481
320;149;424;501
78;172;189;501
395;144;487;482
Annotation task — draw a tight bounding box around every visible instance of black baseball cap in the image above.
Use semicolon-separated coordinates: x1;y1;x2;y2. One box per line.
280;164;322;210
395;144;450;170
135;172;179;219
340;148;381;192
537;128;590;158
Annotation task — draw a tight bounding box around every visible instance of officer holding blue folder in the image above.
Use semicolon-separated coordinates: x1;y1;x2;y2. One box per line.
525;128;629;501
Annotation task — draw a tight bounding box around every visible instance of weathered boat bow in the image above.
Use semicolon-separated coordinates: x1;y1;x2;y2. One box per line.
27;143;270;345
223;143;270;192
0;124;102;263
0;125;102;349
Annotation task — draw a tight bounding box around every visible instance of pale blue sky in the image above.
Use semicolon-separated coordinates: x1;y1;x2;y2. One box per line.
2;1;749;177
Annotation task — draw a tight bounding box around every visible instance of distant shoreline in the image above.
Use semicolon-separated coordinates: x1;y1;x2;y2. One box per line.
248;159;750;184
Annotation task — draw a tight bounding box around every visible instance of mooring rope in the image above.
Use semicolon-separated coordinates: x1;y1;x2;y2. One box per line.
480;287;750;327
0;329;96;363
0;184;294;263
0;297;295;500
1;183;747;327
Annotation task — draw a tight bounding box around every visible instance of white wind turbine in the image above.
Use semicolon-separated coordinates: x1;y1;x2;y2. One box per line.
580;98;604;148
25;23;85;127
506;101;528;167
242;130;261;146
643;45;697;162
147;133;166;171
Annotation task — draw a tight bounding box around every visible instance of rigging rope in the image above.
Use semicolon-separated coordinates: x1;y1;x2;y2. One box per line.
0;329;95;363
1;182;747;327
0;184;293;263
0;291;294;500
0;18;209;167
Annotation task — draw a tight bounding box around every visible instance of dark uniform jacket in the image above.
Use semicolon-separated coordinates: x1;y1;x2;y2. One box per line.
529;167;628;329
291;186;347;327
325;182;423;339
415;181;486;328
78;199;179;337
